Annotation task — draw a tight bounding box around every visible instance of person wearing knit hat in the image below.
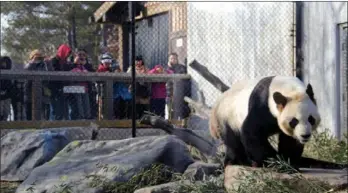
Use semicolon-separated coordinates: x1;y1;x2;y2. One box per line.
98;53;115;72
96;53;131;119
49;44;73;120
100;53;113;62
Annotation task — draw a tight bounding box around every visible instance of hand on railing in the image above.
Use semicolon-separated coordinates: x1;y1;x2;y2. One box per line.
128;85;132;93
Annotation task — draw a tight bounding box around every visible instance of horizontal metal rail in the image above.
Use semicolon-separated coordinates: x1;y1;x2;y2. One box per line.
0;119;185;130
0;70;191;128
0;70;191;82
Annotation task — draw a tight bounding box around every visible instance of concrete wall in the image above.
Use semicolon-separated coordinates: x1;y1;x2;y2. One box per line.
187;2;295;109
302;2;347;138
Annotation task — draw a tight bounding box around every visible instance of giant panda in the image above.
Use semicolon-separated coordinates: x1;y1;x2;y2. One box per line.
209;75;347;171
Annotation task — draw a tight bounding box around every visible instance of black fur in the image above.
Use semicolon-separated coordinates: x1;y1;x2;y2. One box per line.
306;84;317;105
223;76;347;171
273;92;288;107
241;76;279;166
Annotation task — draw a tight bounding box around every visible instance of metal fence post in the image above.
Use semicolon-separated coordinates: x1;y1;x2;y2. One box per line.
32;80;42;121
295;1;304;80
171;80;185;120
129;1;136;138
105;80;114;120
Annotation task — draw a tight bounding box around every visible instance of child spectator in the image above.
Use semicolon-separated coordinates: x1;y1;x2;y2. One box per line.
74;48;97;119
127;56;150;119
97;53;132;119
69;51;91;120
148;64;173;117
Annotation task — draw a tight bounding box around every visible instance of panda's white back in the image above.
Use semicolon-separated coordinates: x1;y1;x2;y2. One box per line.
212;75;307;134
213;76;265;132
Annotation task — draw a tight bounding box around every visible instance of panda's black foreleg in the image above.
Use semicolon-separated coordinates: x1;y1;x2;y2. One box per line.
222;125;250;167
277;133;304;172
278;133;348;171
240;120;278;168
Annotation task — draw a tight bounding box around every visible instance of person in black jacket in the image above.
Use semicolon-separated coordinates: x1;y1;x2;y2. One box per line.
49;44;73;120
127;56;151;119
166;53;191;119
0;56;14;121
24;49;53;120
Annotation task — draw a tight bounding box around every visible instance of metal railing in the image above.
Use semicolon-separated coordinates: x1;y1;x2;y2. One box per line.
0;70;191;130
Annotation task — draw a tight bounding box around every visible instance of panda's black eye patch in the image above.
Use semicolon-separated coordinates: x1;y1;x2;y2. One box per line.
289;118;299;128
308;115;316;125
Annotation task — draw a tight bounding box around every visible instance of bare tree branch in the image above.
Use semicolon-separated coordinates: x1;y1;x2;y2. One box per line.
184;96;211;120
140;114;218;157
189;59;230;92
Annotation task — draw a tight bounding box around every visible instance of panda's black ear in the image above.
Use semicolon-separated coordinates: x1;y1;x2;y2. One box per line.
306;84;317;105
273;92;288;109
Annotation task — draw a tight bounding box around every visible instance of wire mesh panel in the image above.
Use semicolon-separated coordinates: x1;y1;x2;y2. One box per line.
301;2;347;137
340;25;348;139
187;2;295;107
186;2;295;130
0;1;102;122
134;13;169;70
1;1;297;139
1;1;118;140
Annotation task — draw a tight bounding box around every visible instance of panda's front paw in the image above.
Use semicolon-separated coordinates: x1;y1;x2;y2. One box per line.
251;161;259;168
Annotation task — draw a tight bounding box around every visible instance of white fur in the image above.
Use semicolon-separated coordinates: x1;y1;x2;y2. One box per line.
267;76;307;118
210;75;321;143
212;77;264;133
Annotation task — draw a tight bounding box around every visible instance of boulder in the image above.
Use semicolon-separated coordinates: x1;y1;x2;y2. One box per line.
187;115;209;131
134;180;192;193
224;165;348;192
1;129;70;181
16;135;194;193
183;161;222;181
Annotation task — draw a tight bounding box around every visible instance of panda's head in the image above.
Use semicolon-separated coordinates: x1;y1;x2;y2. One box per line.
273;84;321;144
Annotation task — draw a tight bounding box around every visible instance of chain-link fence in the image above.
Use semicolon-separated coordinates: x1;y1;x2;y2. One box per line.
1;2;299;139
339;23;348;139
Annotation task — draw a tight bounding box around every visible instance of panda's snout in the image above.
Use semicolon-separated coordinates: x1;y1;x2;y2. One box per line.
300;134;311;139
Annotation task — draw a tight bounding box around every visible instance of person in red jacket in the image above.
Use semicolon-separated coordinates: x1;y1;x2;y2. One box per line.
49;44;73;120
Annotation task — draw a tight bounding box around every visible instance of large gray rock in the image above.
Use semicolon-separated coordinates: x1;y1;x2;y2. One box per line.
187;115;209;131
134;180;192;193
16;135;195;193
183;161;222;181
224;165;348;191
1;129;70;181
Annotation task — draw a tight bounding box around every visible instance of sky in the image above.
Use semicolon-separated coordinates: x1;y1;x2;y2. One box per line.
1;15;9;55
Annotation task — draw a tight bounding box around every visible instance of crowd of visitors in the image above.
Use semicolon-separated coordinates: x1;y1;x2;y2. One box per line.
0;44;190;121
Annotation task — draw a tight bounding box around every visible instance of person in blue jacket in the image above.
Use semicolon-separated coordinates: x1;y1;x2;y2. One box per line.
97;53;132;119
